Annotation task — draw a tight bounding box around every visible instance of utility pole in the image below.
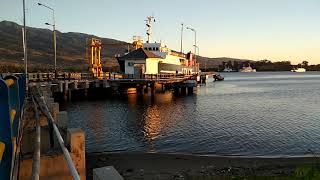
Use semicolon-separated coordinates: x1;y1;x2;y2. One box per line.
180;23;184;53
23;0;28;85
53;11;56;74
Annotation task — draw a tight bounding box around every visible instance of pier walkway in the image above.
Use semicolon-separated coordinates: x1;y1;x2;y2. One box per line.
0;72;200;179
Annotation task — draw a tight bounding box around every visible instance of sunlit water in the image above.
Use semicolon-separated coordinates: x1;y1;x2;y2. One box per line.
66;72;320;156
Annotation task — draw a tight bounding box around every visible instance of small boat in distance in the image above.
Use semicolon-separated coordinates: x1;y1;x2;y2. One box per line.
213;74;224;81
240;64;256;72
223;67;236;72
291;68;306;72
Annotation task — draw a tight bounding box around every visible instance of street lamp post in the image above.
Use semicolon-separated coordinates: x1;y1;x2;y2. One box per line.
186;26;200;73
38;3;57;76
180;23;184;53
186;27;197;61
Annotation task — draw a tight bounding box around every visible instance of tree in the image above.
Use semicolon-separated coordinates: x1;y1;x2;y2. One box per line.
233;61;239;70
226;60;233;69
302;61;309;68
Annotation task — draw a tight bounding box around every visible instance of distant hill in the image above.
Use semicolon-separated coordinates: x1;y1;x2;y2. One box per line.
0;20;253;71
197;56;254;70
0;20;130;70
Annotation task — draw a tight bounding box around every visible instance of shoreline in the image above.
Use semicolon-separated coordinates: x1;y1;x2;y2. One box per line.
88;151;320;159
86;152;320;179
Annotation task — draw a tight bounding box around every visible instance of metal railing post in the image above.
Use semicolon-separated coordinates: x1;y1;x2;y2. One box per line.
31;96;40;180
31;87;80;180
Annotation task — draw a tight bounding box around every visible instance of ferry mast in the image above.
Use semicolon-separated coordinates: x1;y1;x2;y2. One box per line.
145;16;155;43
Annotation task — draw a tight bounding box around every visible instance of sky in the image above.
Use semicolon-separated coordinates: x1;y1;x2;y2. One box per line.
1;0;320;64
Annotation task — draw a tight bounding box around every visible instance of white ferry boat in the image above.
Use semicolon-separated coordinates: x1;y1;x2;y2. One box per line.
117;16;199;76
240;65;256;72
291;68;306;72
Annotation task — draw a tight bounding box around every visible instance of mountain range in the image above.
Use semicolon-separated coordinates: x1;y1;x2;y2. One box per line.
0;20;253;71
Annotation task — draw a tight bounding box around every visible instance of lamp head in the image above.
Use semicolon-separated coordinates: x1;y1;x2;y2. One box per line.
38;3;42;6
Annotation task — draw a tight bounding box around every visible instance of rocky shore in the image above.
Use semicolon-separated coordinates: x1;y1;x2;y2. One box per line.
86;153;319;179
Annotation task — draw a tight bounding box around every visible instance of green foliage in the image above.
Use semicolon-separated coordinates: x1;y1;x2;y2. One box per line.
237;165;320;180
291;165;320;180
0;64;90;73
0;64;25;73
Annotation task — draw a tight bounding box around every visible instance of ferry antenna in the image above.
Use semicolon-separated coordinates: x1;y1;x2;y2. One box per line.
145;16;155;43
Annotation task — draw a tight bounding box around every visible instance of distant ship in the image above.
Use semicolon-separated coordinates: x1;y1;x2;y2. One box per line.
240;65;256;72
291;68;306;72
223;67;235;72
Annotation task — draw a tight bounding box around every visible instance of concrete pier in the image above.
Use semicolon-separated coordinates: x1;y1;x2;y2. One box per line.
46;74;199;101
93;166;124;180
188;87;194;94
181;87;187;95
20;84;86;180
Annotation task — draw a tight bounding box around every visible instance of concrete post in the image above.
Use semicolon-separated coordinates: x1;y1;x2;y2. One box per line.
150;84;155;98
188;87;194;95
59;81;63;92
63;91;68;101
68;90;72;101
173;87;180;96
181;87;187;95
84;89;88;98
56;111;68;129
67;128;86;180
93;166;124;180
136;86;143;95
144;85;149;94
50;102;59;121
47;97;54;105
150;84;155;93
64;82;68;91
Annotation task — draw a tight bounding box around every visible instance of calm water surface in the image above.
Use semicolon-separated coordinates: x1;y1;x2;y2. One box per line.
67;72;320;156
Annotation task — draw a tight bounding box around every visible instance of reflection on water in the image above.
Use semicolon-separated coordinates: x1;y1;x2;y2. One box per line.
143;106;162;140
67;72;320;155
143;106;161;152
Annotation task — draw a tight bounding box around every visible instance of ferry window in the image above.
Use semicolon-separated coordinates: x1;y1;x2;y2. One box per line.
144;47;147;50
153;47;156;51
149;47;152;51
156;47;159;51
128;62;134;66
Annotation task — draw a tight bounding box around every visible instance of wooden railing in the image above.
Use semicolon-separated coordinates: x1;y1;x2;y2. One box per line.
24;72;195;82
122;73;189;80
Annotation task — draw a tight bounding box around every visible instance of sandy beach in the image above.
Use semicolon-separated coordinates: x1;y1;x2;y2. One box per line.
86;153;319;179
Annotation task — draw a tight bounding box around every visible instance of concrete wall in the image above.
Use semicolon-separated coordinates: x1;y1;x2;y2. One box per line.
93;166;124;180
145;58;160;74
19;128;86;180
124;59;145;74
20;153;73;180
160;54;182;65
159;63;196;74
